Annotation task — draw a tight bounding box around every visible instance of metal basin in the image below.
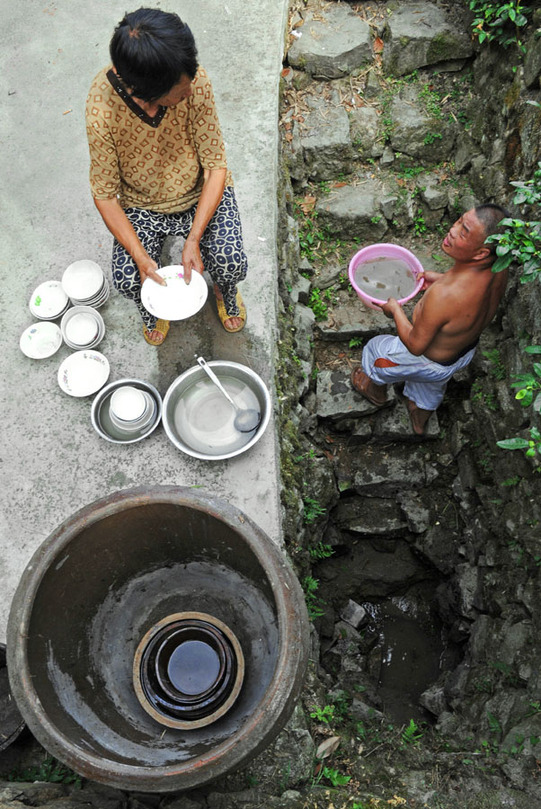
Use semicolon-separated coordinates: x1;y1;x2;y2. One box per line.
162;360;271;460
7;487;309;792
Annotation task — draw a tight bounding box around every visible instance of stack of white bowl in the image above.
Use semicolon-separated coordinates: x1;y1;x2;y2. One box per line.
61;306;105;350
29;280;70;320
62;260;110;308
109;385;157;434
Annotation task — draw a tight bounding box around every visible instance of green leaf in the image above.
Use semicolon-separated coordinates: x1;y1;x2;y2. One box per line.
533;363;541;378
497;438;530;450
492;254;513;273
516;389;533;406
534;393;541;413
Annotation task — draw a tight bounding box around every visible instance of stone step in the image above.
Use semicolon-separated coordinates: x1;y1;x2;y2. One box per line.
334;443;440;496
315;368;440;440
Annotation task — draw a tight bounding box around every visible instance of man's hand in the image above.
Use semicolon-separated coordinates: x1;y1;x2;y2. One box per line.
420;271;441;290
182;236;204;284
378;297;401;318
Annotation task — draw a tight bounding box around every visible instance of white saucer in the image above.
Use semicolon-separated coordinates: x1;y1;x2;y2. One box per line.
58;350;110;397
141;266;208;321
62;260;104;300
29;281;69;320
20;322;63;359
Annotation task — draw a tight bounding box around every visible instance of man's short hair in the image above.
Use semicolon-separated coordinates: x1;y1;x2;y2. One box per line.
110;8;198;101
475;203;511;257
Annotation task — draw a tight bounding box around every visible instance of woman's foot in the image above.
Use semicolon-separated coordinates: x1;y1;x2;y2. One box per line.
406;398;433;435
350;367;388;406
143;318;170;346
214;285;246;332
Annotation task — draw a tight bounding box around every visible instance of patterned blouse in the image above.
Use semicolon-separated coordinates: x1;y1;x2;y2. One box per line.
86;66;232;213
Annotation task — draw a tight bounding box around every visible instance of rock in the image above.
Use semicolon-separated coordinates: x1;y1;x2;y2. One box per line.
419;682;448;717
287;5;372;79
162;796;205;809
351;445;437;495
340;599;368;629
397;491;431;534
390;87;457;164
315;369;395;420
373;398;440;440
382;3;473;77
333;495;407;537
524;30;541;89
315;291;392;341
290;273;311;306
350;106;384;159
293;303;315;361
315;181;389;241
420;183;448;211
299;92;353;181
349;699;384;722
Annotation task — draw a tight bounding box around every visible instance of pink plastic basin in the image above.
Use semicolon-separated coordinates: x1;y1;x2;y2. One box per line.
348;243;424;310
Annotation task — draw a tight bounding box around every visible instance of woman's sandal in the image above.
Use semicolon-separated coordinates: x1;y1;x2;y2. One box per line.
216;290;246;333
143;318;170;346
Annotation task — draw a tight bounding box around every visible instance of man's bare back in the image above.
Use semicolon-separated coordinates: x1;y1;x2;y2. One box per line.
379;208;508;363
351;205;510;434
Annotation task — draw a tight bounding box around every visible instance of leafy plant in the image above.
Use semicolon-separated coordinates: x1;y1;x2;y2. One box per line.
349;337;363;349
310;704;335;724
497;345;541;458
414;212;427;236
308;287;329;321
321;766;351;786
488;161;541;282
401;718;424;746
302;575;325;620
423;132;443;145
469;0;533;52
8;757;82;787
309;541;334;560
303;496;326;524
483;348;506;380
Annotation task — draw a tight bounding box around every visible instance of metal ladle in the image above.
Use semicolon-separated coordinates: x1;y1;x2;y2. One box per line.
197;357;261;434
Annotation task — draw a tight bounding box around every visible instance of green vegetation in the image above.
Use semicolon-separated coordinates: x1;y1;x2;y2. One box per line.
303;496;326;524
7;757;82;787
309;541;334;560
308;288;329;321
497;345;541;459
469;0;533;52
310;704;335;724
302;575;325;620
483;348;507;380
349;337;363;349
489;159;541;283
401;718;424;746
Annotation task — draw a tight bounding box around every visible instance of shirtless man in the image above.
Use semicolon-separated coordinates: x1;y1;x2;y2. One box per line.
350;204;510;434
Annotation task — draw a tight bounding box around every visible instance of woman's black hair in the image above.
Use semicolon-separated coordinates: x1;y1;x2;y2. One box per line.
110;8;198;101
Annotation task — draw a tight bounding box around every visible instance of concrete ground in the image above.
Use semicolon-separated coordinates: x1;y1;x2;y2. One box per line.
1;0;288;641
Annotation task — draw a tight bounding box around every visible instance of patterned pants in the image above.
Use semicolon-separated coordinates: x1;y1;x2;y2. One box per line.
111;186;248;330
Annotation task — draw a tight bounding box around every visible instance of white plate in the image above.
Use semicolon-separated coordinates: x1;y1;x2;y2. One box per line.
29;281;69;320
141;266;208;321
20;322;62;359
58;350;110;397
62;260;104;300
65;313;98;345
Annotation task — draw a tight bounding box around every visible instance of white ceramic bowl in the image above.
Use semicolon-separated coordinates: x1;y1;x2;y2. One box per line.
91;380;162;444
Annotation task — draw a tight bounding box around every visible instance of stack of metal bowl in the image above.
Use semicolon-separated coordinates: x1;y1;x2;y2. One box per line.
91;380;162;444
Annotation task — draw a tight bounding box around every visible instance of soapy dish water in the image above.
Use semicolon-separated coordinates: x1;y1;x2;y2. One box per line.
173;376;260;456
354;257;417;301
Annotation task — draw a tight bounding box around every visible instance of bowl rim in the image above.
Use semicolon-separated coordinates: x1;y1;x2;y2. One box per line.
348;242;424;306
91;378;162;444
162;360;271;461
